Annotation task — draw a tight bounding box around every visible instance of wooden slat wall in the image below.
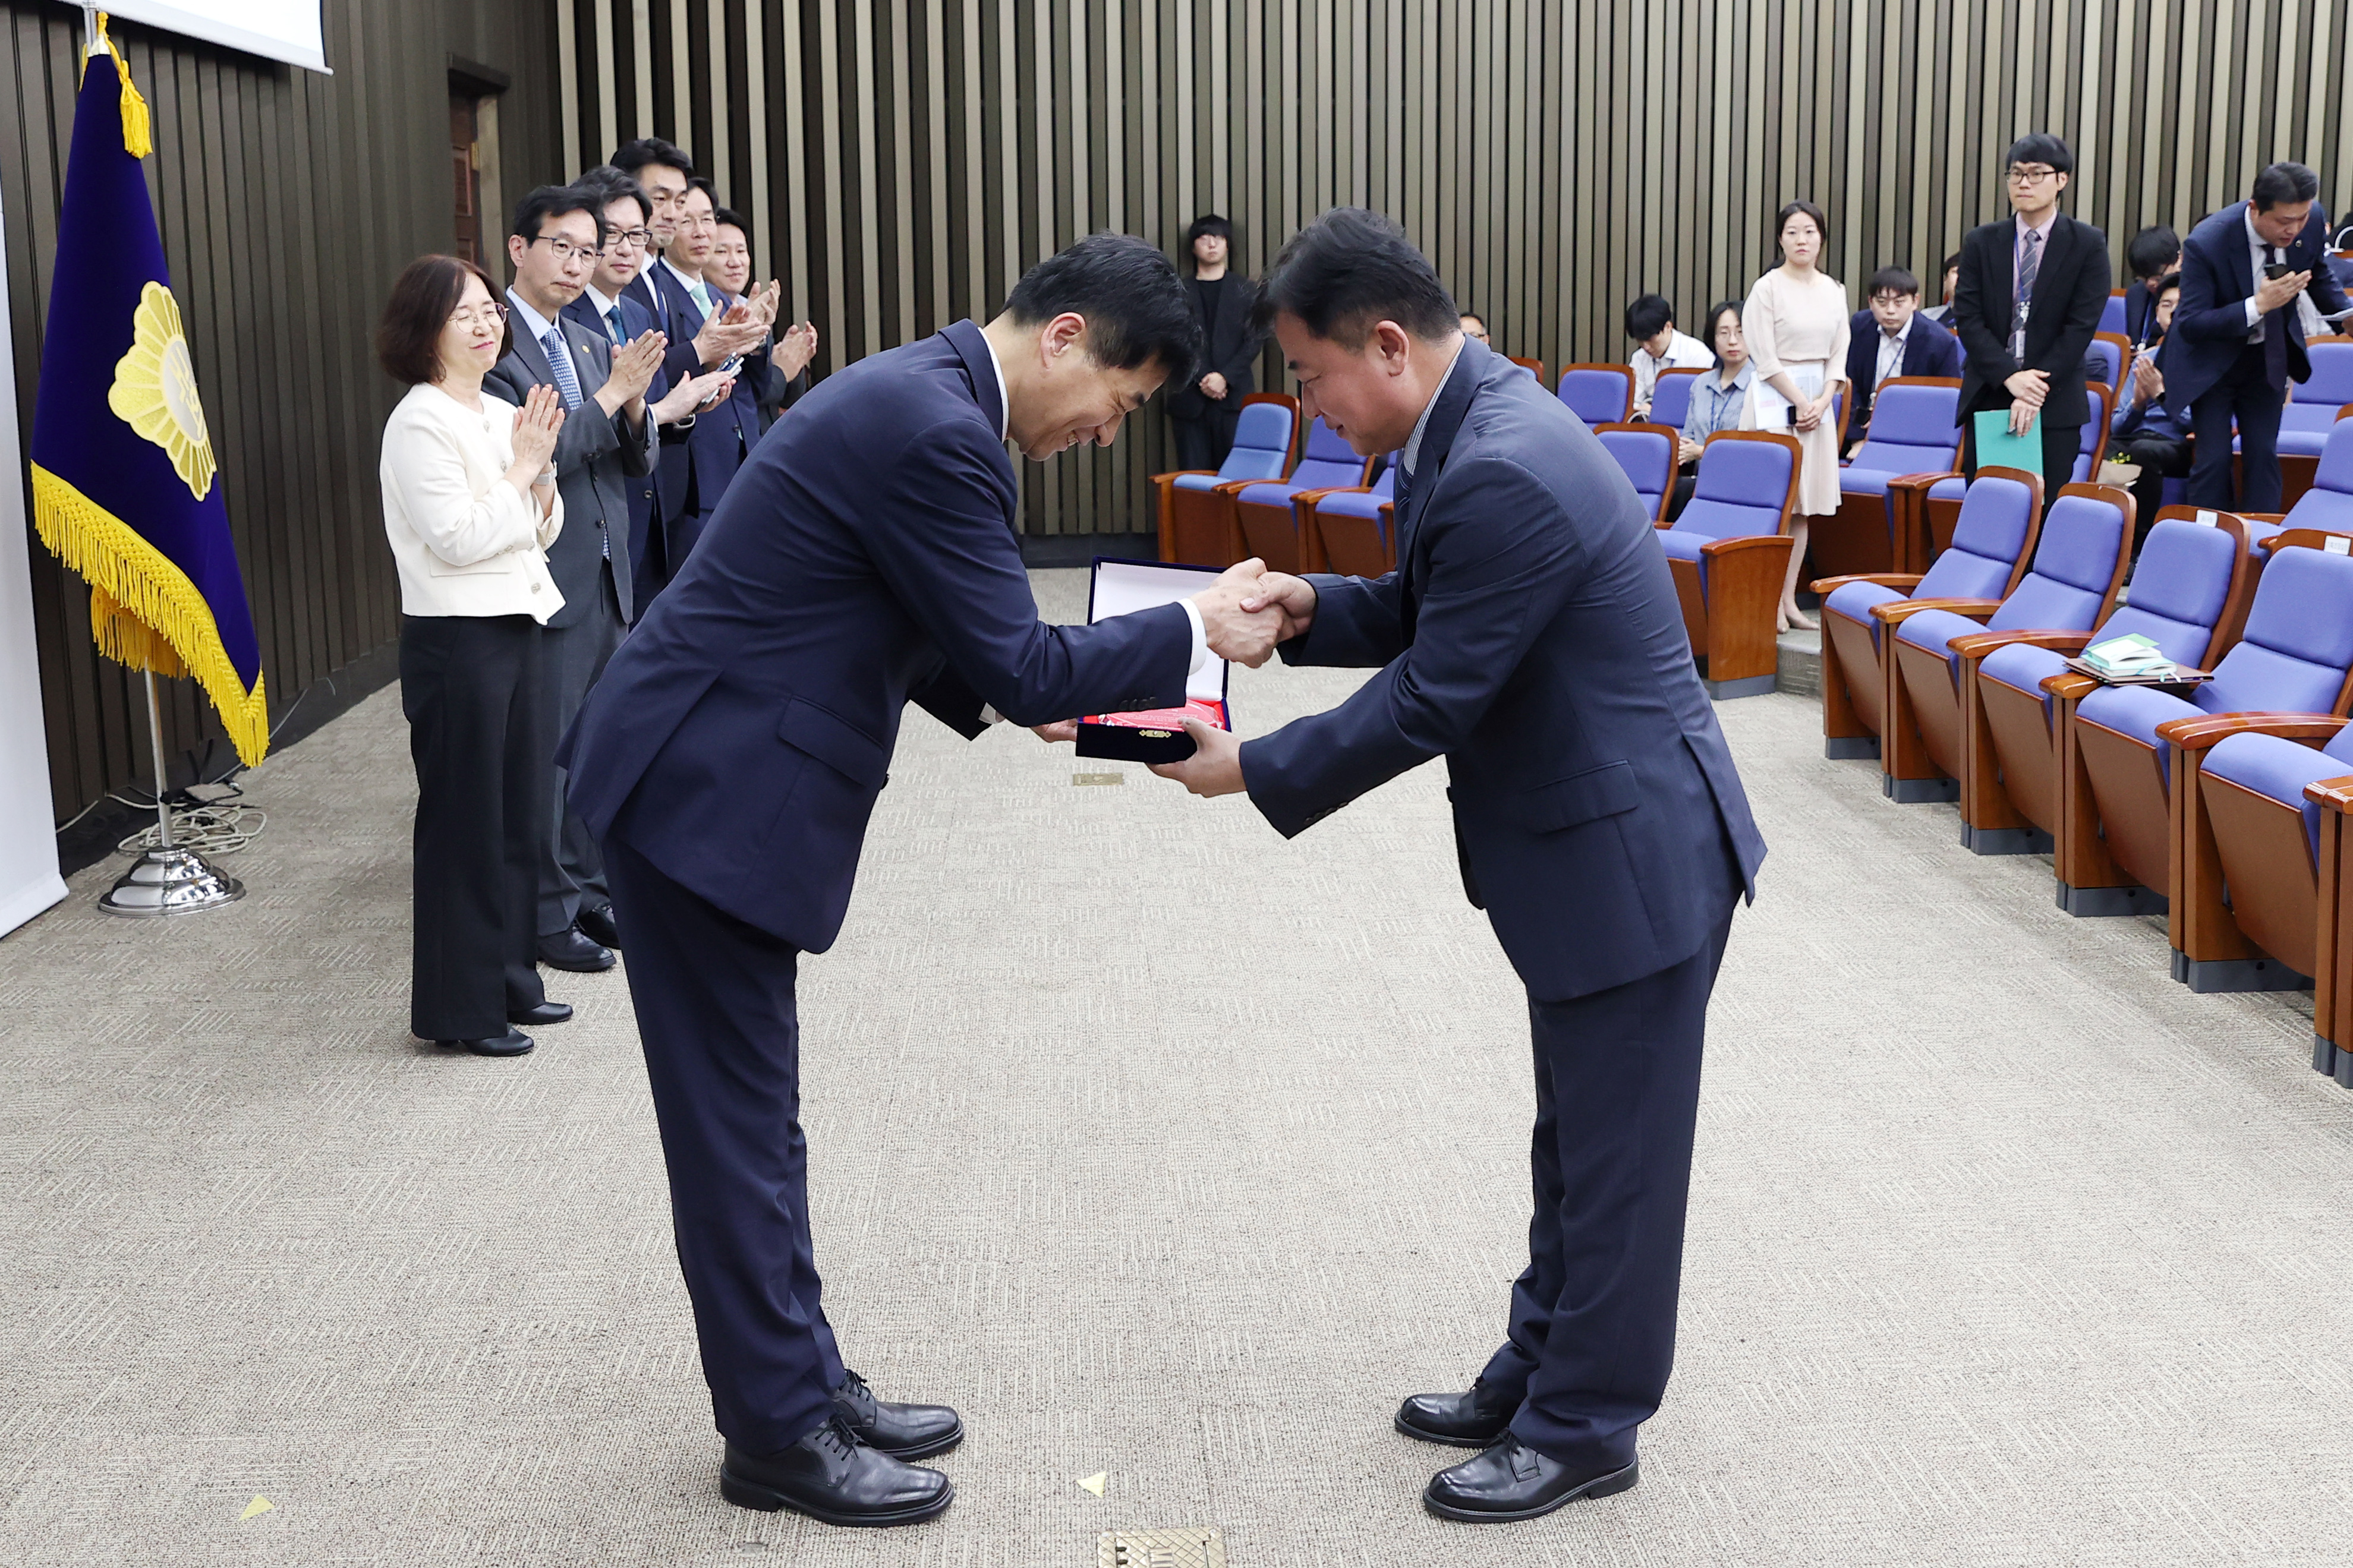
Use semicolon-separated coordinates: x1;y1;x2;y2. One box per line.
561;0;2353;538
3;0;563;826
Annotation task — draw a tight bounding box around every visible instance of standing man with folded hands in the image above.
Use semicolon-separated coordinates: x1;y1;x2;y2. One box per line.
1152;207;1765;1525
561;234;1283;1529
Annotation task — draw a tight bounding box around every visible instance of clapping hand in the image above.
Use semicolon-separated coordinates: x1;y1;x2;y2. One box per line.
778;321;819;382
651;368;735;424
1190;557;1287;667
693;299;770;368
509;383;566;471
602;330;668;408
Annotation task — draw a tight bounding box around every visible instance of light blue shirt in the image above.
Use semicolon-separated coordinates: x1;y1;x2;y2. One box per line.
1680;362;1754;448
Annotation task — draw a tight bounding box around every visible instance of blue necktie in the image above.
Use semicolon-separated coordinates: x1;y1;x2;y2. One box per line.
543;327;583;411
604;306;625;347
1391;461;1413;539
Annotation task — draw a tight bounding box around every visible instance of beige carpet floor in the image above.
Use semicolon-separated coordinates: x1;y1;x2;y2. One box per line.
5;569;2352;1566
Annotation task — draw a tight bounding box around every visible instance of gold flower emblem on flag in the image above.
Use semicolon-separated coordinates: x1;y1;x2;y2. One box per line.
107;280;215;500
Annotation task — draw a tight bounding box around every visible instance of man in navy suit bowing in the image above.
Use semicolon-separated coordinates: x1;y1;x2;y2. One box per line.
2168;160;2353;511
1154;209;1766;1525
562;234;1283;1528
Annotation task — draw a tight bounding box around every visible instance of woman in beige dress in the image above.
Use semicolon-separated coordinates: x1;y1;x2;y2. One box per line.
1741;201;1851;631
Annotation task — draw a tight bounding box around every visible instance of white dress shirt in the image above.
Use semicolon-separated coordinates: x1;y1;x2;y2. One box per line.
1403;339;1469;477
969;328;1207;731
1630;329;1715;410
2245;207;2280;338
581;283;629;345
1873;318;1912;390
379;382;564;622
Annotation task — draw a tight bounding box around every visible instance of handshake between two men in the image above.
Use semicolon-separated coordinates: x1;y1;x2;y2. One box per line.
1031;556;1314;798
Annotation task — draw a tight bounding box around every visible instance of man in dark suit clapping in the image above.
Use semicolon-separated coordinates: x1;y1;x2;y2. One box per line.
485;185;662;978
1154;208;1766;1525
561;235;1284;1528
2168;161;2353;512
1951;132;2112;503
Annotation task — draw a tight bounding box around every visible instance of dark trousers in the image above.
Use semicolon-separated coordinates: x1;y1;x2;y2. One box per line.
538;568;627;936
1171;404;1242;471
399;614;550;1040
1480;910;1734;1470
2189;345;2286;512
2115;434;2191;551
1961;406;2081;510
604;835;846;1455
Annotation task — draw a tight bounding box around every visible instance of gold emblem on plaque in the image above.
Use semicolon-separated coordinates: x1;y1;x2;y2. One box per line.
1139;728;1174;739
1099;1526;1227;1568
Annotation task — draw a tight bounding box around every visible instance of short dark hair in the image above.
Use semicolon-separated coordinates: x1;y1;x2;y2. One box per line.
1700;299;1743;365
1775;201;1829;254
1624;294;1674;340
2005;132;2074;176
1941;253;1961;273
575;165;653;226
376;254;503;386
683;176;717;208
611;137;694;180
511;183;601;244
2253;160;2321;211
1458;310;1487;330
1000;232;1201;375
1252;207;1459;343
1867;266;1921;299
1186;213;1231;245
713;206;749;237
2126;225;2181;279
2152;270;2182;299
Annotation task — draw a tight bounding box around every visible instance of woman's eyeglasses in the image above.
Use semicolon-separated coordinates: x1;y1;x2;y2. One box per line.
450;302;509;329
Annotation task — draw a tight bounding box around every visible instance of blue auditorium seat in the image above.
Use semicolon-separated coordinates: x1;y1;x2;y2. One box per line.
1883;485;2131;806
1971;510;2252;858
1647;367;1704;433
2244;415;2353;556
1597;422;1678;523
1653;431;1801;698
2099;290;2128;336
1919;384;2116;556
1231;417;1372;574
1819;377;1962;577
1815;468;2042;759
2278;339;2353;463
2063;542;2353;983
2085;333;2126;391
1557;363;1634;427
1312;462;1398;579
1155;396;1296;565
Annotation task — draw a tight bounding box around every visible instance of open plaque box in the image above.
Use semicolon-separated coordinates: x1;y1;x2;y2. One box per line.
1075;557;1232;764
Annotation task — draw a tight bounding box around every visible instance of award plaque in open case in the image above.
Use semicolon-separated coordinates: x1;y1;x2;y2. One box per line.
1073;557;1233;764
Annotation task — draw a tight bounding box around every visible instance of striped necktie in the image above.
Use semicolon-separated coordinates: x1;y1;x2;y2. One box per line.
541;327;583;412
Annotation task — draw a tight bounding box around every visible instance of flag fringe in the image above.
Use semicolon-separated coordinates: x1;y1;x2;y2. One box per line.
29;462;268;768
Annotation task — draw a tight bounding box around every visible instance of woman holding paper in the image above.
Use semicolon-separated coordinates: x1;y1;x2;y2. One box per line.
1741;200;1850;631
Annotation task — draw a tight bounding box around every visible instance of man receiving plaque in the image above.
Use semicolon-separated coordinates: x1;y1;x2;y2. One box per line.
1155;209;1766;1523
560;235;1280;1528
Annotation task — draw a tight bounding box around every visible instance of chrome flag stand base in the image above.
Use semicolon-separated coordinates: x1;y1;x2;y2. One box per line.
97;670;244;917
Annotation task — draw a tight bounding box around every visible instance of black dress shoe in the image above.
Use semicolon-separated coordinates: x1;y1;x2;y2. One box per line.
576;902;622;951
719;1414;954;1526
509;1001;573;1026
1396;1380;1517;1447
1423;1436;1637;1522
429;1029;534;1057
834;1368;963;1460
537;927;615;972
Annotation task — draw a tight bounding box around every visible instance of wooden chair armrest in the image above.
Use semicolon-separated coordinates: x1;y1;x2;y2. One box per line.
2304;775;2353;809
1946;629;2096;659
1868;597;1999;623
1811;572;1924;595
1152;469;1217;484
2156;712;2350;751
1208;477;1275;496
1286;486;1364;509
2238;512;2287;526
1699;532;1797;557
2042;672;2099;699
1883;469;1960;491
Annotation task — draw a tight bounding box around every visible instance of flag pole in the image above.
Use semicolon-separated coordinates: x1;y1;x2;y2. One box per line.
96;664;244;916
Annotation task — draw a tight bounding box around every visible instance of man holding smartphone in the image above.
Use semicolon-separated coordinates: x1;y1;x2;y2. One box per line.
2169;160;2353;511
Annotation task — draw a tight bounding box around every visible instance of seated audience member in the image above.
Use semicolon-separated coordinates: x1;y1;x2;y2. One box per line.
710;206;818;431
1842;266;1963;452
1626;293;1713;418
2110;272;2189;551
1459;311;1491;344
1668;299;1753;519
2124;225;2181;345
1919;253;1963;327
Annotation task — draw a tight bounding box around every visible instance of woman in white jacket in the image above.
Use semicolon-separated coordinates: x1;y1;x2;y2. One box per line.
376;255;569;1056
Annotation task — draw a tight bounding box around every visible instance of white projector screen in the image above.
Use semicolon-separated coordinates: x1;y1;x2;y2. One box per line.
102;0;329;74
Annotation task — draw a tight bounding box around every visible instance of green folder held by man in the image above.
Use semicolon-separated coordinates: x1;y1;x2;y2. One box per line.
1972;408;2048;481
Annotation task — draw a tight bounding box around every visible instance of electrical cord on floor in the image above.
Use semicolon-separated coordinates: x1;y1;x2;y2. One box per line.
111;780;266;857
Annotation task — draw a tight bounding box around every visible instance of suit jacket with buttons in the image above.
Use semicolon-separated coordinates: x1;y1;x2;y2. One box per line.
1951;211;2112;429
1841;308;1964;445
1239;339;1765;1003
2166;201;2353;416
559;318;1193;952
483;312;655;627
563;288;689;602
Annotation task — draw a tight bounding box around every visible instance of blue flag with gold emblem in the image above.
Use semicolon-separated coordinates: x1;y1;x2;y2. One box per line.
29;18;267;766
